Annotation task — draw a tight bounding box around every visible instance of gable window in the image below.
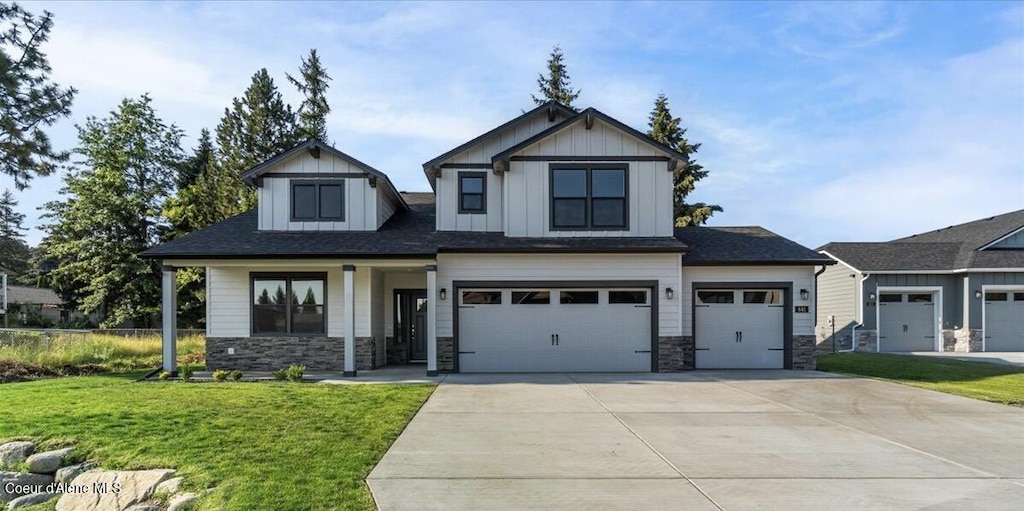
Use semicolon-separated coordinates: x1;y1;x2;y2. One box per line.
550;165;627;230
291;180;345;221
252;273;326;335
458;172;486;214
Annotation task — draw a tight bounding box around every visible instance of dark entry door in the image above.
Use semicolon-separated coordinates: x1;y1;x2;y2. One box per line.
397;290;428;362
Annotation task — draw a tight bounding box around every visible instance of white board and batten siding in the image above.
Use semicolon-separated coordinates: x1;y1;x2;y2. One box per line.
682;266;817;337
504;121;675;238
435;111;568;232
435;253;683;338
257;150;399;231
206;265;386;339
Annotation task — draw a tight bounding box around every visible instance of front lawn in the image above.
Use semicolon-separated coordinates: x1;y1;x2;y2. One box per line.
817;353;1024;405
0;374;434;510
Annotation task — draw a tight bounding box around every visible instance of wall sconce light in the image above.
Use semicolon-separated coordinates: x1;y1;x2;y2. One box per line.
868;292;876;301
665;287;674;300
799;289;809;300
974;290;982;299
440;288;447;300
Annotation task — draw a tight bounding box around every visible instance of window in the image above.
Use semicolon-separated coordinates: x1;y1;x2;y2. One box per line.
697;291;734;304
879;294;903;303
291;181;345;221
985;292;1008;302
1014;293;1024;301
458;172;486;214
908;293;933;303
608;290;648;304
744;291;782;304
560;291;599;304
252;273;326;335
462;291;502;305
512;291;550;304
551;166;627;229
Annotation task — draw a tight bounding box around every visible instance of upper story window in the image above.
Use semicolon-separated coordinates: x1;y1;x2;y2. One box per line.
291;180;345;221
458;172;487;214
550;165;628;230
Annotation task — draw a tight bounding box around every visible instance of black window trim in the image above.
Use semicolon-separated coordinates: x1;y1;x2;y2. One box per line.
250;272;328;336
290;179;346;222
549;163;629;231
457;171;487;214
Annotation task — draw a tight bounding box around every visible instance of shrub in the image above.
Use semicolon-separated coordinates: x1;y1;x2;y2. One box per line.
229;370;243;381
212;369;230;382
158;371;171;381
272;368;288;381
285;364;306;382
178;365;194;381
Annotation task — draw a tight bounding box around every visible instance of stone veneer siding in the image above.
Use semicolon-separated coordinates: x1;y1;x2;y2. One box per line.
437;337;454;372
855;329;879;352
792;335;816;370
207;337;345;371
658;336;694;372
386;336;409;365
355;337;376;370
944;328;983;352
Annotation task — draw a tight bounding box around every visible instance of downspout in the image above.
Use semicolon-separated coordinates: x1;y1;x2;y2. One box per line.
814;265;827;348
845;272;871;353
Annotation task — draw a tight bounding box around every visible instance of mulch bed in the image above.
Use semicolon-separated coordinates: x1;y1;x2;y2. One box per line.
0;361;108;384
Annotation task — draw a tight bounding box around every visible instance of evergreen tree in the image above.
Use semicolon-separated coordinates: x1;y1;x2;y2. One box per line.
287;49;331;142
41;95;184;327
0;188;29;276
176;128;213;191
531;45;581;110
647;93;722;226
0;3;76;189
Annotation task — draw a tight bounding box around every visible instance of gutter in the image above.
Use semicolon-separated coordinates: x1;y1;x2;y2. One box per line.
847;272;871;353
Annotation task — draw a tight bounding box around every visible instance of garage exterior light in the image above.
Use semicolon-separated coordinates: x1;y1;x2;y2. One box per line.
974;290;982;299
800;289;809;300
868;292;876;301
440;288;447;300
665;287;674;300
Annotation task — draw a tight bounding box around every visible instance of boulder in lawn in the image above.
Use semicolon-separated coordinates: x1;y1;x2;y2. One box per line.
25;447;73;474
6;491;57;510
56;469;174;511
0;472;54;503
0;442;34;468
55;461;97;484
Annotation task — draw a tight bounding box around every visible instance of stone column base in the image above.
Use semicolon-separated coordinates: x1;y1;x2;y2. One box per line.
658;336;695;372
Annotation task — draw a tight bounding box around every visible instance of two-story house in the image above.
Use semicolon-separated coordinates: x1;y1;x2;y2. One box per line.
143;102;832;376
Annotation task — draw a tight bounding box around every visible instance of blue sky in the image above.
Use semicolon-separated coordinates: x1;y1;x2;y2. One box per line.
8;1;1024;248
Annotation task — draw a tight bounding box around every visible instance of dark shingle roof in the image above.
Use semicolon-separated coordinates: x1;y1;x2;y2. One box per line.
819;210;1024;271
674;226;832;265
7;285;62;305
399;192;436;205
141;204;688;259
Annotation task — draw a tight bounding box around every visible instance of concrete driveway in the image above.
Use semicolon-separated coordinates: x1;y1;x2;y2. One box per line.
367;371;1024;511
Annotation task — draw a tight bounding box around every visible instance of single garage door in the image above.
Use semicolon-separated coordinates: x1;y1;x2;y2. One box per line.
984;291;1024;351
878;292;936;352
695;289;785;369
458;287;652;372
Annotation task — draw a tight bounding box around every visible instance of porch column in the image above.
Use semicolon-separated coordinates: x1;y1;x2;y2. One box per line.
161;265;177;373
343;264;357;377
426;265;438;376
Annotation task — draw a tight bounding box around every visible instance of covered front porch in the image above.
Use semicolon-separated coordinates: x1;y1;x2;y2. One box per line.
158;258;444;377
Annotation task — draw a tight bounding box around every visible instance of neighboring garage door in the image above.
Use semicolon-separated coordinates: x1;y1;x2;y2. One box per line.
457;287;652;372
694;289;785;369
878;292;936;352
984;291;1024;351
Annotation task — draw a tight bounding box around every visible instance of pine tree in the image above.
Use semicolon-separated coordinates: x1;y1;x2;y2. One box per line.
41;95;184;327
176;128;213;191
287;49;331;142
0;189;29;276
647;93;722;226
531;45;581;110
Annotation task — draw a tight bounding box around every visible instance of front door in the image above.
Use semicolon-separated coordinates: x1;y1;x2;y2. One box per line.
409;295;428;361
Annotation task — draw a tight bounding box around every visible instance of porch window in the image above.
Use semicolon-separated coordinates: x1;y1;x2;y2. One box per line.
252;273;326;335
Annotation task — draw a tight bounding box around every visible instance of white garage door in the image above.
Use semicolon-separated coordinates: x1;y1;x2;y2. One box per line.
878;292;936;352
984;291;1024;351
458;287;652;372
695;289;785;369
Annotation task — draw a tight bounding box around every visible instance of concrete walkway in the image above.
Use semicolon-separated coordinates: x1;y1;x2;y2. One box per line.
368;371;1024;511
905;351;1024;367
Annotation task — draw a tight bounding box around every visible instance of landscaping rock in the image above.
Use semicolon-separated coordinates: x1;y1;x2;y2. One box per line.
25;447;73;474
123;504;161;511
6;492;56;510
154;476;183;495
167;492;199;511
56;469;174;511
0;442;34;467
0;472;54;503
55;461;97;484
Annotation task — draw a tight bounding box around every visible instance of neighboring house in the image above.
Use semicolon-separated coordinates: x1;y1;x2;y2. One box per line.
143;102;831;375
5;285;64;324
818;210;1024;353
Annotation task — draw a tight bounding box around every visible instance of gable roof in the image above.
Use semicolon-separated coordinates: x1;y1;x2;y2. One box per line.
7;285;62;306
422;101;575;170
819;209;1024;272
240;139;408;211
491;107;689;164
675;226;833;266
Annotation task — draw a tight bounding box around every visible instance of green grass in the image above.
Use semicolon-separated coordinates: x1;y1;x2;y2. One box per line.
0;332;205;373
0;374;435;510
817;352;1024;405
